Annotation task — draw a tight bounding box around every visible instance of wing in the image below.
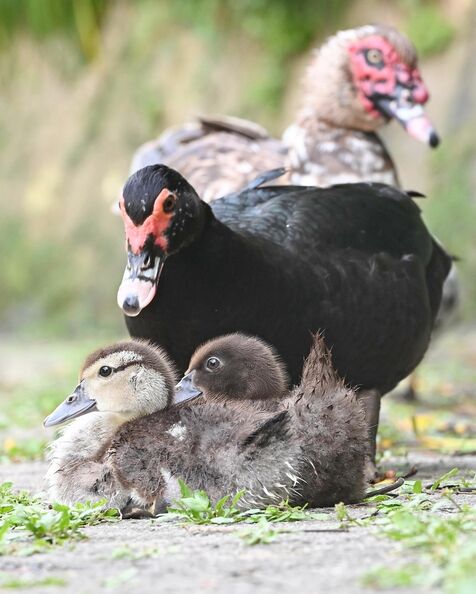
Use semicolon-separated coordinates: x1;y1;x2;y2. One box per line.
239;409;290;451
214;182;433;264
129;115;287;203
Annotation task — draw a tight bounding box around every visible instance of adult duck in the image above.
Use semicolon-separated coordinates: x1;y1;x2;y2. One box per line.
116;164;452;463
129;24;438;201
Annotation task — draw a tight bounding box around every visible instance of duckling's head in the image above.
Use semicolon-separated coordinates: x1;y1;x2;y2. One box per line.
174;333;289;404
44;340;176;427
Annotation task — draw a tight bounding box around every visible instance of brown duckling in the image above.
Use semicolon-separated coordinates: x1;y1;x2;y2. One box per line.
44;340;176;507
110;333;369;510
179;332;289;404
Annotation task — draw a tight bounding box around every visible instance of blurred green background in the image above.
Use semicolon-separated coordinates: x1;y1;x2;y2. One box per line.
1;0;475;340
1;0;476;458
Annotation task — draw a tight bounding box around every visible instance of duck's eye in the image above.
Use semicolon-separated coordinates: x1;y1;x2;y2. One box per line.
99;366;113;377
365;48;383;66
206;357;221;371
162;195;176;214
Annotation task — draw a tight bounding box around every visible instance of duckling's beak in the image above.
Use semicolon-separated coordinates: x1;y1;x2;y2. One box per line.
174;371;202;405
117;251;164;317
43;381;97;428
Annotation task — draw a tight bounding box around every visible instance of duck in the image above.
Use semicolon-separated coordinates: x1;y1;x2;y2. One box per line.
116;164;452;468
124;23;456;403
128;24;438;202
110;333;369;509
179;331;289;403
43;340;176;508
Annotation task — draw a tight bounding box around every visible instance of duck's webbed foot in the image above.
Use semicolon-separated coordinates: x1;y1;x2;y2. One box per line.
357;388;381;483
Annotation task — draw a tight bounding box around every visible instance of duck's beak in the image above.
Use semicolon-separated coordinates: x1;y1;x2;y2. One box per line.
372;83;440;148
117;251;164;317
174;371;202;405
43;382;97;428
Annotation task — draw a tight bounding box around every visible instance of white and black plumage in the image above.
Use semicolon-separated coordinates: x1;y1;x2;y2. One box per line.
117;164;451;398
123;24;456;399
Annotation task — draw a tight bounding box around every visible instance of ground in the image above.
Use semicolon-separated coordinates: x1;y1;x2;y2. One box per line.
0;456;475;594
0;328;475;593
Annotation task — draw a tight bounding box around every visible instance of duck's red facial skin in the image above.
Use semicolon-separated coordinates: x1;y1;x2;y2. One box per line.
120;188;175;255
348;36;429;118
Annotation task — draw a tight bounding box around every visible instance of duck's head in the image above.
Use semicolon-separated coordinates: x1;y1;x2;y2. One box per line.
44;340;176;427
174;333;289;405
117;165;207;317
303;24;439;147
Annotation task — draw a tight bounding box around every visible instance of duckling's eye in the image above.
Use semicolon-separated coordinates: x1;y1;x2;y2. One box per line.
206;357;221;371
99;366;113;377
365;48;383;67
162;195;176;214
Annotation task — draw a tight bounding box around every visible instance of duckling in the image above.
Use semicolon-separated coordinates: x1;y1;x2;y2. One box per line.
110;333;369;509
44;340;176;507
181;332;289;404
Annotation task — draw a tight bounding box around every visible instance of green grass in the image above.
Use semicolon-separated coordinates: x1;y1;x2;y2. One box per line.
165;479;329;532
0;438;46;463
159;479;331;546
237;518;282;546
166;480;247;525
0;482;119;554
0;573;67;589
335;470;476;593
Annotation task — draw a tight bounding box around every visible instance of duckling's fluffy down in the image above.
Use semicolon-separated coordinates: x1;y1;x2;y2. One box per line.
110;335;368;509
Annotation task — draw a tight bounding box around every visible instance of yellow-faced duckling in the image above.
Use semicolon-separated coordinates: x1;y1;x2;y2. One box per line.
110;333;369;510
44;340;175;507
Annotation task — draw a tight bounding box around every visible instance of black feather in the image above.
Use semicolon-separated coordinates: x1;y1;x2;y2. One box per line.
122;165;452;392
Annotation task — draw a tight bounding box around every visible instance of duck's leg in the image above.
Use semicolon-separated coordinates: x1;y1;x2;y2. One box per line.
357;388;381;482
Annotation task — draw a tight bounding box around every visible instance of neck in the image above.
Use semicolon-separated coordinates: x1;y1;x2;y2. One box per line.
125;213;313;379
283;105;398;187
49;410;133;468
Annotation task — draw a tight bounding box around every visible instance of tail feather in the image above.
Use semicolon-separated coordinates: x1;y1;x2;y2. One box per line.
426;239;453;322
299;333;343;400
